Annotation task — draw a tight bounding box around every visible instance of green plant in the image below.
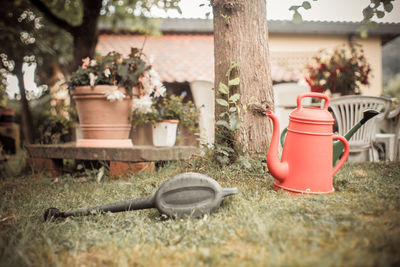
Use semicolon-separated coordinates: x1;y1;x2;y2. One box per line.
0;68;8;107
68;48;165;101
213;62;242;165
305;43;372;95
37;106;77;144
131;94;199;131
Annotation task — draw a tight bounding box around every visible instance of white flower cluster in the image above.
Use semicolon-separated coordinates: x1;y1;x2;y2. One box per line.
20;31;36;45
18;10;43;29
133;95;153;113
1;54;14;72
133;68;166;113
104;86;126;102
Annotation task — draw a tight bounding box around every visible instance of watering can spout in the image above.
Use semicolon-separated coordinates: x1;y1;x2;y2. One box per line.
266;110;289;182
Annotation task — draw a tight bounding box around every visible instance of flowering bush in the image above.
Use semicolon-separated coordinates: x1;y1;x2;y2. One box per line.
68;48;166;102
305;44;372;95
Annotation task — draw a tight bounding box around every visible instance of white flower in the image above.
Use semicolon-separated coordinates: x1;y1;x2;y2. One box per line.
89;73;97;87
133;95;153;113
141;68;165;97
104;68;111;78
90;59;97;66
104;87;126;102
153;84;166;98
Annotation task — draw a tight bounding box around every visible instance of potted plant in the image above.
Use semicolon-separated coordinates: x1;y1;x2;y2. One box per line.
68;48;165;147
131;94;199;147
304;43;372;96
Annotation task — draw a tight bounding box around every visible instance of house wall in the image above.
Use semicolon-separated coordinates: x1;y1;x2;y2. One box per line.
269;34;382;96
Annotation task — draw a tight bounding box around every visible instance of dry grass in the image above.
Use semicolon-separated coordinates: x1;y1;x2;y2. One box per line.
1;156;400;266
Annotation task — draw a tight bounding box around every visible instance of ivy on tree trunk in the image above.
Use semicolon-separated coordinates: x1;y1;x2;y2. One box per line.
212;0;274;153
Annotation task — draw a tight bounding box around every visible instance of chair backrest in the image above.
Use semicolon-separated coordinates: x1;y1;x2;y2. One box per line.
329;95;392;145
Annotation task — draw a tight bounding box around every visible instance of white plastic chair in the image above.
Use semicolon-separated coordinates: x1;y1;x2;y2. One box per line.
329;95;392;162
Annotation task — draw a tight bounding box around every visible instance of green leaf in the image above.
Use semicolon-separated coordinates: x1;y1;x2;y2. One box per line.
302;1;311;9
229;107;237;112
293;11;302;24
216;155;230;165
229;117;242;131
376;10;385;18
363;7;374;20
384;3;393;12
229;93;241;103
228;77;240;86
226;62;240;78
218;82;229;95
219;111;228;118
289;5;299;11
216;98;229;107
216;120;230;130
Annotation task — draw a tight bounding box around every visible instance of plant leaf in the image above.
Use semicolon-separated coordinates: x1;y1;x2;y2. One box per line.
363;7;374;20
218;82;229;95
229;93;241;103
376;10;385;18
219;111;228;118
216;120;230;130
228;77;240;86
384;3;393;12
302;1;311;9
226;62;240;78
216;98;229;107
229;116;242;131
229;107;237;112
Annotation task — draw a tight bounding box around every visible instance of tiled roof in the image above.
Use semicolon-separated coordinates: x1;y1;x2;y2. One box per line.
97;34;298;83
97;34;214;83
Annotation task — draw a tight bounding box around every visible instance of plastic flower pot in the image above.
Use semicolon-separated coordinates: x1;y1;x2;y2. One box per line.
152;120;179;147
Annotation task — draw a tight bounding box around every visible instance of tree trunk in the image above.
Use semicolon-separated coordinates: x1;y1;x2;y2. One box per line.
212;0;274;153
71;0;102;71
15;60;34;144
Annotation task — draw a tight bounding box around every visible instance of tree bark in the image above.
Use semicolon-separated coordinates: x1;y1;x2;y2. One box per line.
15;60;34;144
71;0;102;70
29;0;102;71
212;0;274;153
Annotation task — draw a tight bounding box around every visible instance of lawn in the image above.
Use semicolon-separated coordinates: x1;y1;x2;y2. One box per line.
1;155;400;266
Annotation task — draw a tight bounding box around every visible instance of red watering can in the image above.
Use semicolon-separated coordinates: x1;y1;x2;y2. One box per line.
266;92;350;194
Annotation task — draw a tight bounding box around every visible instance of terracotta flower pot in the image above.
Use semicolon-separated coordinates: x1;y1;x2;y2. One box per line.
72;85;134;147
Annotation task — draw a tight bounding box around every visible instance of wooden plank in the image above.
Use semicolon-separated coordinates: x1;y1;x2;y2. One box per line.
25;143;199;162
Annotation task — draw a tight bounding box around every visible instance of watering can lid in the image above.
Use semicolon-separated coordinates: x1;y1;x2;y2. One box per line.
289;93;334;123
290;106;334;123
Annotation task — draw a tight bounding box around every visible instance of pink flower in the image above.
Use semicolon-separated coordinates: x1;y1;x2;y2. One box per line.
82;57;90;69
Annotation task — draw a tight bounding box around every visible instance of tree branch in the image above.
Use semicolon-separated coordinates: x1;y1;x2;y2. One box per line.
29;0;76;34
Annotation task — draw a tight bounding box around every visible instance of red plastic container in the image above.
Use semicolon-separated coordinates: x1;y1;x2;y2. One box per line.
266;92;349;194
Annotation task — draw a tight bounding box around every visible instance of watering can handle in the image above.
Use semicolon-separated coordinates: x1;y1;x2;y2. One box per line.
332;135;350;176
297;93;330;110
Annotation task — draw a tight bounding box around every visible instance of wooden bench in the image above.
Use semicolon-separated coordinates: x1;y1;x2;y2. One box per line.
26;143;199;177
